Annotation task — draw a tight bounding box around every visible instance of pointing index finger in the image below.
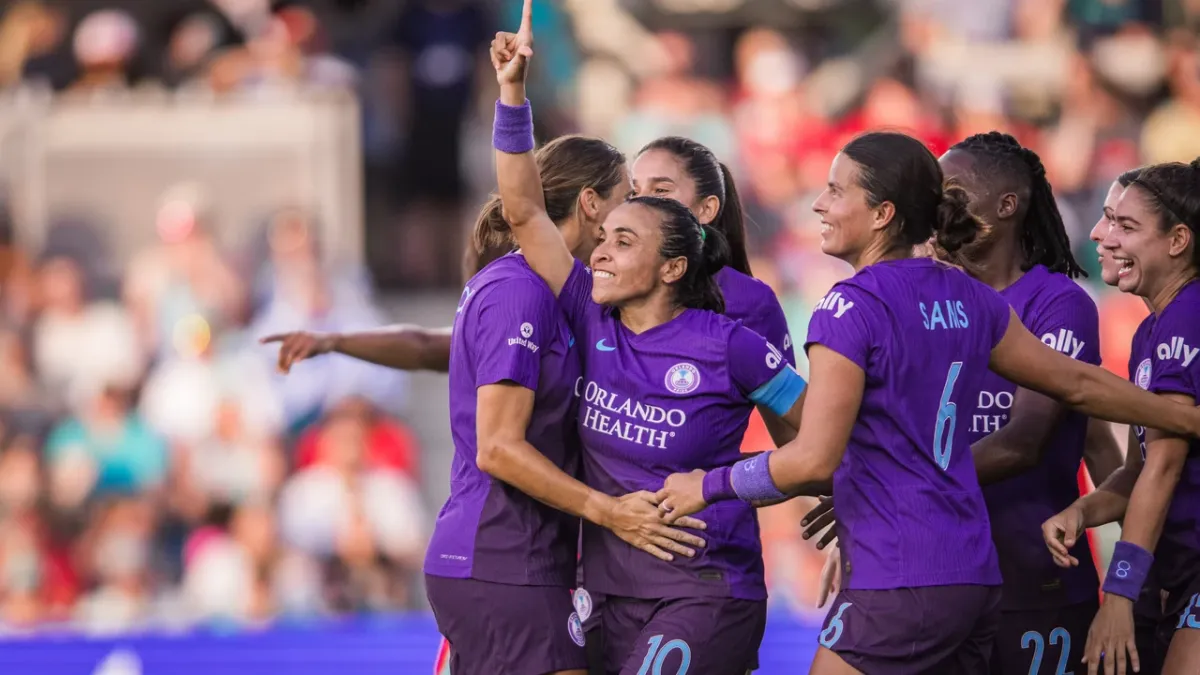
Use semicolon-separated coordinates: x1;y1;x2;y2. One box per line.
518;0;533;39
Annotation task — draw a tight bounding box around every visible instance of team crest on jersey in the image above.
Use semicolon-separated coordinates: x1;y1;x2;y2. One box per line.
567;612;586;646
572;588;593;622
664;363;700;394
1136;358;1152;390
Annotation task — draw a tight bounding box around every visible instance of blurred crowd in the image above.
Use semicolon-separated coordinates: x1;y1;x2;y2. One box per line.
0;0;1195;633
0;183;426;634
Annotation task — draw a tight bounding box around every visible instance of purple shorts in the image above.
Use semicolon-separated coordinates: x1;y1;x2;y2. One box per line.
592;594;765;675
819;585;1001;674
988;598;1097;675
426;575;587;675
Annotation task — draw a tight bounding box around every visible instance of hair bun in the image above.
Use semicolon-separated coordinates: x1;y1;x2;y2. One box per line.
933;184;980;254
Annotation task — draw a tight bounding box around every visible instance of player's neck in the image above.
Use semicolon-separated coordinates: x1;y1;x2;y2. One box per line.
618;295;684;335
1146;268;1198;315
853;239;908;271
965;238;1024;292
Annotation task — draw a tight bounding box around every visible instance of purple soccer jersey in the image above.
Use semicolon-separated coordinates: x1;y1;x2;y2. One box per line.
1128;280;1200;593
968;265;1101;610
424;254;582;587
560;260;793;601
717;266;797;367
806;258;1008;590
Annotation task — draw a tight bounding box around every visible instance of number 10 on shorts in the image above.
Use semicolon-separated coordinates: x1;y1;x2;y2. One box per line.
636;635;692;675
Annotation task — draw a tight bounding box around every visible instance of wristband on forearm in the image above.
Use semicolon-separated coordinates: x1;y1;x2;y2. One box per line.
1101;541;1154;601
728;451;787;503
493;99;535;154
702;466;735;503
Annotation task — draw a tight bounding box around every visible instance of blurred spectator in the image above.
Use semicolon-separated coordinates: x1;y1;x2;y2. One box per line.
0;1;71;90
32;256;142;410
277;405;426;608
123;183;247;361
45;386;167;510
249;214;407;428
69;9;141;94
71;499;162;635
293;397;420;479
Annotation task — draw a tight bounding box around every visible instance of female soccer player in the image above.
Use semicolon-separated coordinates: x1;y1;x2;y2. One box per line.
655;132;1200;674
630;136;796;447
936;132;1120;675
489;7;807;672
410;130;708;675
1084;167;1169;675
1044;160;1200;675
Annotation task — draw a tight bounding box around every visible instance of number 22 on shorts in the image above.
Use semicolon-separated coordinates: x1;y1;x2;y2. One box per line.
1021;627;1073;675
636;635;692;675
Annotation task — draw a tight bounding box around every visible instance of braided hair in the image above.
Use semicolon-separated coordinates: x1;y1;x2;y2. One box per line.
950;132;1087;279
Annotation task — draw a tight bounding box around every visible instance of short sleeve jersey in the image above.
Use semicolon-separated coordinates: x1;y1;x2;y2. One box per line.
559;260;797;601
1128;280;1200;592
806;258;1009;590
423;254;582;587
969;265;1102;610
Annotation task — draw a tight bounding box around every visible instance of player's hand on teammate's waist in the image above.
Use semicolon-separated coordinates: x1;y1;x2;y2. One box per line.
260;331;338;374
606;491;707;563
654;469;710;525
800;496;838;550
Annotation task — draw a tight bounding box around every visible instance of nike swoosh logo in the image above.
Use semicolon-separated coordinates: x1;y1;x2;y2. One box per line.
595;339;616;352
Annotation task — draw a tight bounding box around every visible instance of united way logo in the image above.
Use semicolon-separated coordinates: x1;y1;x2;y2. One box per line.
1136;358;1152;390
567;612;586;647
520;322;533;338
664;363;700;394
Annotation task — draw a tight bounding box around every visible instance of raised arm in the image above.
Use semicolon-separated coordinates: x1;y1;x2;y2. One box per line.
490;0;574;295
260;326;453;374
989;311;1200;437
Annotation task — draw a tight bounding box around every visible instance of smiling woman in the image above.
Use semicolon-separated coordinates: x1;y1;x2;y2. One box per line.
1080;158;1200;673
488;5;809;672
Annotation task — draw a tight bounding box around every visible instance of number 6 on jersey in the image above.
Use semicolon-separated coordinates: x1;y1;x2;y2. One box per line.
933;362;964;470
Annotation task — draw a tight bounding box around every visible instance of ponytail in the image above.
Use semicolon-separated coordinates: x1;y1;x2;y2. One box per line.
686;223;730;313
715;162;751;276
471;194;515;256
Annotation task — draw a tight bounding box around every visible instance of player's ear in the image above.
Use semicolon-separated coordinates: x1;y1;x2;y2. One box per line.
660;256;687;286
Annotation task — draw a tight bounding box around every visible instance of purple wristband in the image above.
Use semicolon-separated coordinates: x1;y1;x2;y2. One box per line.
702;466;736;503
493;99;535;154
729;451;787;503
1101;541;1154;601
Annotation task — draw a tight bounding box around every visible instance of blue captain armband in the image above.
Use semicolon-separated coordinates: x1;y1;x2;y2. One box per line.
749;366;807;416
